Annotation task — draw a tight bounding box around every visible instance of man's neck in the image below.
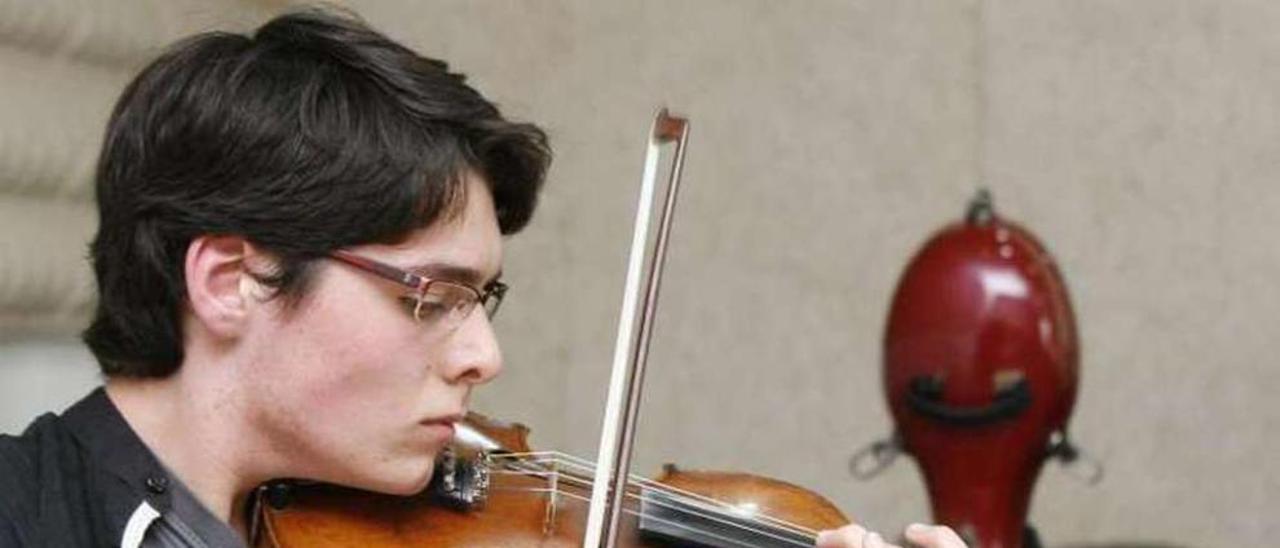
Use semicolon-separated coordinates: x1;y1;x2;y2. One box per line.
105;362;268;540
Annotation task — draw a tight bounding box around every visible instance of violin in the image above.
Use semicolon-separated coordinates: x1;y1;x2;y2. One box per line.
253;109;853;547
255;413;849;546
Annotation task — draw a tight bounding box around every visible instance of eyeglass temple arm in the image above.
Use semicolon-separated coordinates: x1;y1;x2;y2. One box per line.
329;250;423;290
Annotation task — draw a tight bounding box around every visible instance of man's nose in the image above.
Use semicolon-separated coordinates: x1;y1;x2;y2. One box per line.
440;309;503;385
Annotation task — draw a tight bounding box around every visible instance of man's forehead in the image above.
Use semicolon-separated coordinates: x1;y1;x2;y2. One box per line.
377;174;503;283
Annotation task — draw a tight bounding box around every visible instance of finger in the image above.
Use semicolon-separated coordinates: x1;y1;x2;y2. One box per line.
903;523;968;548
815;523;868;547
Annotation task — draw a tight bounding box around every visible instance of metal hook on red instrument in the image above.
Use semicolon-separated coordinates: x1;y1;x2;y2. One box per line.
1047;430;1105;486
848;432;902;480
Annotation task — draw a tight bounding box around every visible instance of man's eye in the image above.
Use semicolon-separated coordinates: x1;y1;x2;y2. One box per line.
399;296;448;319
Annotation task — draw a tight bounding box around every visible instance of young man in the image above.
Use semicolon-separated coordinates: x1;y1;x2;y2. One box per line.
0;10;963;548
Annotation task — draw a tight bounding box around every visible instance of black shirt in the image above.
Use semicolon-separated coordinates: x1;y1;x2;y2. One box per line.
0;388;246;547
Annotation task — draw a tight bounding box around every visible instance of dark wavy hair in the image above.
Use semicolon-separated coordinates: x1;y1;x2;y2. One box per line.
84;9;551;378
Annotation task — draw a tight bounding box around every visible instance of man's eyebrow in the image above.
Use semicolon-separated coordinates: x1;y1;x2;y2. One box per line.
408;262;503;287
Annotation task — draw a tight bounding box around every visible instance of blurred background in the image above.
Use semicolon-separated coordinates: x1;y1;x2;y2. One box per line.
1;1;1277;546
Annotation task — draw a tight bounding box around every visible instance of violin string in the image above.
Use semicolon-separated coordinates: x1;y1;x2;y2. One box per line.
485;457;820;543
488;452;820;537
486;472;816;543
492;452;813;528
488;464;820;538
487;453;820;537
488;484;814;547
488;484;815;547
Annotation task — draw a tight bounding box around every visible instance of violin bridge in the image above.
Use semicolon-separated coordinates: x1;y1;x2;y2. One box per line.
542;459;560;536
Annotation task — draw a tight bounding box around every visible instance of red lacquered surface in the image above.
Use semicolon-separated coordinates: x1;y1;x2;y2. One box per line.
884;201;1078;548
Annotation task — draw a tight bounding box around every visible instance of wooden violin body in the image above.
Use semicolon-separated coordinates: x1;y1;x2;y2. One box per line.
256;414;848;547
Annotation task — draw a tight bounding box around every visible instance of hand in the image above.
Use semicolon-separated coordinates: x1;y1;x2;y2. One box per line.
815;522;967;548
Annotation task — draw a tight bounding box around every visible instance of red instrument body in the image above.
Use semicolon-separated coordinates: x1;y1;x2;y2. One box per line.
883;196;1079;548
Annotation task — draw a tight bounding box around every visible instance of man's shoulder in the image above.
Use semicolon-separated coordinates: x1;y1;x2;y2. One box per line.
0;413;63;491
1;387;182;547
0;510;22;548
0;412;69;545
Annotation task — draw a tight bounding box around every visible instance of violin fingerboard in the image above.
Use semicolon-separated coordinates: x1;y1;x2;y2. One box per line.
637;488;813;548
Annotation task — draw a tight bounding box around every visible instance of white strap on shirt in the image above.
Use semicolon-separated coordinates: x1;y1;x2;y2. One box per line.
120;501;161;548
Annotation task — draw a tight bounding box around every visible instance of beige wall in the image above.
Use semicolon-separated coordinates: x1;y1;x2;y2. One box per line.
2;1;1277;546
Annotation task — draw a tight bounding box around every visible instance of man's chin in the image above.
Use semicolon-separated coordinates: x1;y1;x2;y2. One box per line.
351;460;436;496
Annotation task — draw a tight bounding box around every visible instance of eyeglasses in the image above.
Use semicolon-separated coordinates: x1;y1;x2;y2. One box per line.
328;249;507;330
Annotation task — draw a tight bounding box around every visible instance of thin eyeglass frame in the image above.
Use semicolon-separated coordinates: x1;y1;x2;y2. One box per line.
328;249;506;323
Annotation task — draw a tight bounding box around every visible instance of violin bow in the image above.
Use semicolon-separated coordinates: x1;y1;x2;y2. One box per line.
582;108;691;548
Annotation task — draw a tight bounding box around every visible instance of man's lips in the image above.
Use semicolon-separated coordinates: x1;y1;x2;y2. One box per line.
419;413;464;440
421;412;465;426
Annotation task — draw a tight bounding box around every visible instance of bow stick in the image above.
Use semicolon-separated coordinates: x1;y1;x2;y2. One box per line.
582;108;691;547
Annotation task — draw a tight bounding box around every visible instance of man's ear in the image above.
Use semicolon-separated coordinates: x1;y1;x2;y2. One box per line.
184;235;269;339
